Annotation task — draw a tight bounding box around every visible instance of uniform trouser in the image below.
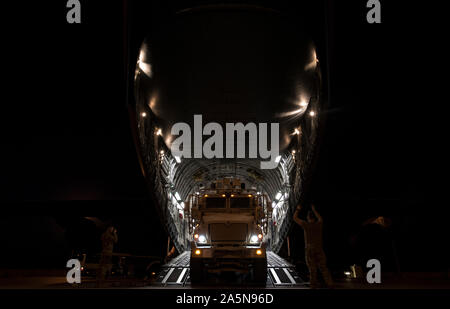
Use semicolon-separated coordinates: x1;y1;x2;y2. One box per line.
97;253;112;281
305;247;333;287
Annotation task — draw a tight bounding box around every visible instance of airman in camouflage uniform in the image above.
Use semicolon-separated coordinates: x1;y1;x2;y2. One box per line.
97;226;118;283
294;204;333;288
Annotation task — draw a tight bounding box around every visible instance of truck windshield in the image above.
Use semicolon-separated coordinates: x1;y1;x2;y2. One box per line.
230;197;251;208
205;197;226;208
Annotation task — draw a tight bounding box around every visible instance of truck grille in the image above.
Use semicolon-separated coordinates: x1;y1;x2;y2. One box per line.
209;223;247;242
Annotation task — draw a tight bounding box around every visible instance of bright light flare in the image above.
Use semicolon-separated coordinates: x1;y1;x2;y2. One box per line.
250;235;259;243
138;49;152;77
305;48;319;71
279;98;309;119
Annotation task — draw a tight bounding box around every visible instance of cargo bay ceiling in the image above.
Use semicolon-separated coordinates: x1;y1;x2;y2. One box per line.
128;4;327;253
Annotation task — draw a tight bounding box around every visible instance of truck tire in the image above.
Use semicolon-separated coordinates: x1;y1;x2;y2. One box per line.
189;259;203;284
253;259;267;285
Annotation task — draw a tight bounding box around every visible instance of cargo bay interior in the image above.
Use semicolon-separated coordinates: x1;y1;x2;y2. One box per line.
129;4;326;286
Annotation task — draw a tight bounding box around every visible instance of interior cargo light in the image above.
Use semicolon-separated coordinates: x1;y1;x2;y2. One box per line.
275;192;282;200
175;192;181;201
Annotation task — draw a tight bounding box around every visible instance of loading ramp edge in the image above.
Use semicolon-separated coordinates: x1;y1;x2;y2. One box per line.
155;251;307;287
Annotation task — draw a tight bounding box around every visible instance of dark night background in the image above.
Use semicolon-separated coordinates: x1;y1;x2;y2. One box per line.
0;0;444;274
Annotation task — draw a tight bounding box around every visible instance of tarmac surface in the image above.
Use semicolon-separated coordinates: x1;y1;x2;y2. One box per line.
1;273;449;289
1;252;449;289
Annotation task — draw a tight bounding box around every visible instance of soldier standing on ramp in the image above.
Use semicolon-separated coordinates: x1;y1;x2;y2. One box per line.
293;204;333;288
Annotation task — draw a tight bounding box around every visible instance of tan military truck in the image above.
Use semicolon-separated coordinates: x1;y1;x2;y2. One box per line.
188;178;268;284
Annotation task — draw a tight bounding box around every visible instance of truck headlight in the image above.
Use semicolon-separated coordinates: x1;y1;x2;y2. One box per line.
250;235;259;243
198;235;207;243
